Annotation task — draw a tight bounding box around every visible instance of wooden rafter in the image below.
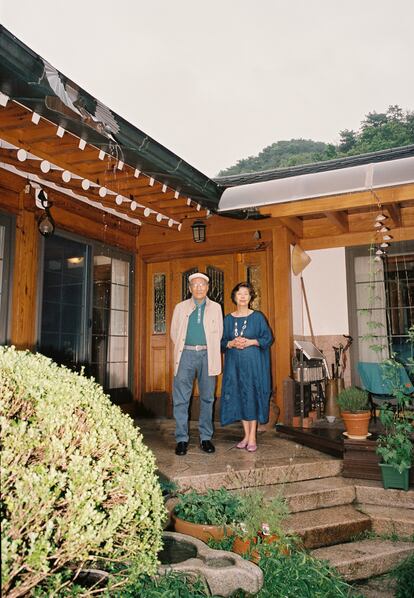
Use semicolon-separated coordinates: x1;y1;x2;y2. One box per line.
387;203;402;227
324;210;349;233
277;216;303;238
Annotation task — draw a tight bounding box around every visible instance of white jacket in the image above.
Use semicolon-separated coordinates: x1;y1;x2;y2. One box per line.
170;297;223;376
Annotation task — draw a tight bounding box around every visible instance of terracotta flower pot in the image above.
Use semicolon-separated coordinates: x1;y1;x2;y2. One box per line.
232;533;288;563
172;513;232;543
341;411;371;439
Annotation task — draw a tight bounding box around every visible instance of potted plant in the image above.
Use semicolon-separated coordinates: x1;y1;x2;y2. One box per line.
172;488;242;542
336;386;371;439
376;356;414;491
232;489;290;561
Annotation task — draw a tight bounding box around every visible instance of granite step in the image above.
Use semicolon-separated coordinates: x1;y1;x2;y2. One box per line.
283;505;371;549
263;476;355;513
353;479;414;509
171;457;342;492
358;504;414;538
311;538;414;581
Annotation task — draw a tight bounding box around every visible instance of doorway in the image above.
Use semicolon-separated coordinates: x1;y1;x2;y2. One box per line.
144;250;270;417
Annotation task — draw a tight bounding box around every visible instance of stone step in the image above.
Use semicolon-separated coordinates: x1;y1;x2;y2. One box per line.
311;538;414;581
283;505;371;549
353;479;414;509
261;476;355;513
358;504;414;538
172;457;343;492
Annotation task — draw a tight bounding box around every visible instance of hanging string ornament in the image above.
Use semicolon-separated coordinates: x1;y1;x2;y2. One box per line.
372;190;391;261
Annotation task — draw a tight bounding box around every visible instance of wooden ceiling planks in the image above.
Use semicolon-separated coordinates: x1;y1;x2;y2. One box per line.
0;100;205;228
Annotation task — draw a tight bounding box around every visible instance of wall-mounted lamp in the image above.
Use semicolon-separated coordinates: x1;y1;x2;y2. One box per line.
191;220;206;243
37;189;55;237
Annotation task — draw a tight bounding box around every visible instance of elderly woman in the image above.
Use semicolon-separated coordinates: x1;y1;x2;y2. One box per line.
220;282;273;451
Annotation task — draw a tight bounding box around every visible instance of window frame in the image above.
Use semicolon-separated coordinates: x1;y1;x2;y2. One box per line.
37;228;134;395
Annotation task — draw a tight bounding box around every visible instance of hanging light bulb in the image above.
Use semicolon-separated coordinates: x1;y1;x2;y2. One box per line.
380;242;390;248
376;249;384;255
374;255;382;262
383;234;393;241
380;226;390;233
375;213;387;221
374;221;382;228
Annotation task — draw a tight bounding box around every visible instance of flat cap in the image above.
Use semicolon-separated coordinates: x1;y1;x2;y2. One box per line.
188;272;209;283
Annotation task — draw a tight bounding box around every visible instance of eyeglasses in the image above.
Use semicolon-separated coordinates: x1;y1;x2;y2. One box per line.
190;282;208;288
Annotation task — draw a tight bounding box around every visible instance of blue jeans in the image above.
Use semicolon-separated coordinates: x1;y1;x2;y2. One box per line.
173;349;216;443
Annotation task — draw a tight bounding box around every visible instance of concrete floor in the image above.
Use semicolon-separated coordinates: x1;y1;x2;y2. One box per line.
137;418;341;491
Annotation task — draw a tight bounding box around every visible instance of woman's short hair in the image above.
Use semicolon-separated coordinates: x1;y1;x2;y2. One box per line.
231;281;256;305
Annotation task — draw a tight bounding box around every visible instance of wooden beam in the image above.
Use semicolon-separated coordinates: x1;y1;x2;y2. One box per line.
387;203;402;227
272;226;294;424
278;216;302;238
301;225;414;251
259;184;414;218
324;210;349;233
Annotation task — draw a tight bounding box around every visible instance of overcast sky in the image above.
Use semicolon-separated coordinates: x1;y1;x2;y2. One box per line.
1;0;413;176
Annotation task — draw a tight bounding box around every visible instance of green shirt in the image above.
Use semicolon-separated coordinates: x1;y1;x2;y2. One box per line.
185;299;207;345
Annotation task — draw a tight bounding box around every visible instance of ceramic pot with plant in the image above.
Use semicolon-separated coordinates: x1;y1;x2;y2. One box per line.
376;356;414;491
336;387;371;439
172;488;242;542
232;489;290;561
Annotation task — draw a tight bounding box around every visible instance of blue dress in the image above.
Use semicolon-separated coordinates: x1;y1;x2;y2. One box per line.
220;311;273;425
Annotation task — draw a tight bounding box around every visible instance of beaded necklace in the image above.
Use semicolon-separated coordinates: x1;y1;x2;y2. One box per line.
234;318;247;337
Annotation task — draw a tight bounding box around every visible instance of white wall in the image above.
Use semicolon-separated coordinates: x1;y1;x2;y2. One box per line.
292;246;349;336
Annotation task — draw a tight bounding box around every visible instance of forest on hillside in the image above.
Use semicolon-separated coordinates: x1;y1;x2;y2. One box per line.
217;105;414;177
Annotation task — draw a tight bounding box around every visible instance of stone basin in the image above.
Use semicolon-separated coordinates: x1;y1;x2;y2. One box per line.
159;531;263;596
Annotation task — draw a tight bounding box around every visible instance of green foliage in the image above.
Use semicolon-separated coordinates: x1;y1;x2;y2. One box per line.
235;489;290;540
0;346;166;597
336;387;369;412
376;350;414;472
107;572;212;598
218;105;414;177
253;545;360;598
174;488;244;526
389;553;414;598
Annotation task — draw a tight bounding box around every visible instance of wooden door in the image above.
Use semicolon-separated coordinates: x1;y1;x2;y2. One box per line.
144;251;270;417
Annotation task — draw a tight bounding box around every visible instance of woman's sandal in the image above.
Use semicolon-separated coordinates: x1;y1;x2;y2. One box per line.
236;440;248;449
246;444;257;452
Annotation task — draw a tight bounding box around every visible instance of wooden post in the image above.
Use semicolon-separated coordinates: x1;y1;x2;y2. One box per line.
11;192;39;349
270;225;294;425
133;247;147;403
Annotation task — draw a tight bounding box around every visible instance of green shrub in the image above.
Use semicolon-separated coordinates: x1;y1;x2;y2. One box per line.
389;553;414;598
0;347;166;597
174;488;243;526
235;489;290;540
337;387;369;412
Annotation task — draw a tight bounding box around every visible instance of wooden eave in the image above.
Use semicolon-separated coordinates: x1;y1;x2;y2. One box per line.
257;183;414;250
0;100;211;231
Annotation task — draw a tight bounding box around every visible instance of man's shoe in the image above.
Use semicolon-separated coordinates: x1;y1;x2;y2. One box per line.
175;441;188;456
200;440;215;454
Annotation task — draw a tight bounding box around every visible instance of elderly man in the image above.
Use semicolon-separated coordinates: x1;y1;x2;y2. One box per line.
170;272;223;456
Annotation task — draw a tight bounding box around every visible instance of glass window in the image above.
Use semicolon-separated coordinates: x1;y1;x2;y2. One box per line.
38;234;133;403
91;253;131;402
39;236;89;368
153;273;166;334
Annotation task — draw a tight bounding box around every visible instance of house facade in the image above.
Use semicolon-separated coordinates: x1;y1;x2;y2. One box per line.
1;26;414;423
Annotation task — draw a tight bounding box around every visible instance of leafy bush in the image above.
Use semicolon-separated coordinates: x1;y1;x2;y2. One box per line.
236;489;290;540
0;347;166;597
390;553;414;598
337;387;369;412
174;488;243;526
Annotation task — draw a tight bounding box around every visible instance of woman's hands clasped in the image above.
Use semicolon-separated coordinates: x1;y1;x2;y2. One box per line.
227;337;258;350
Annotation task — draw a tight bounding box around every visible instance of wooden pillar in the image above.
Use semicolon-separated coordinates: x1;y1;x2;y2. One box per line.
11;192;39;349
271;225;294;423
133;246;147;402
